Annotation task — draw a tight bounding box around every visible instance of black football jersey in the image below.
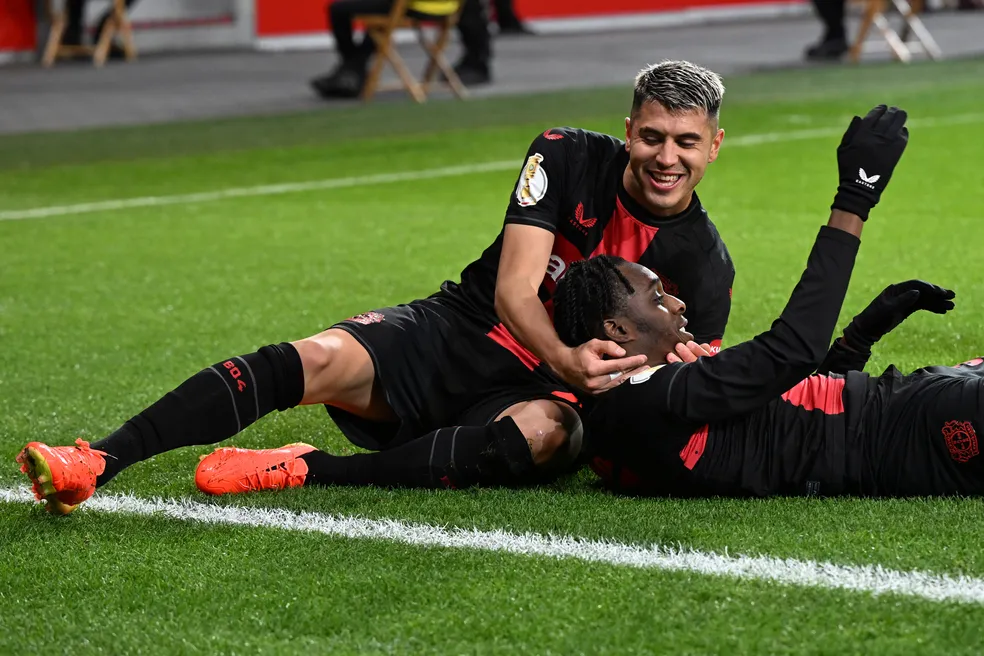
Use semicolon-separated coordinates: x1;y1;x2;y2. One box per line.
584;227;863;497
453;127;735;350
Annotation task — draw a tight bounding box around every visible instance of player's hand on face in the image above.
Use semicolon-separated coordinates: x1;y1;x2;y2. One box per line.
832;104;909;221
665;341;713;364
559;340;649;394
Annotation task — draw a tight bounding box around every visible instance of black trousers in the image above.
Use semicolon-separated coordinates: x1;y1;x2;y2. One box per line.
329;0;395;63
329;0;480;67
810;0;846;40
491;0;521;28
457;0;491;66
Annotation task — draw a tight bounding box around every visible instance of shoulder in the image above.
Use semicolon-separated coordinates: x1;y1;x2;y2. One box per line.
591;364;679;419
530;127;624;155
689;201;735;275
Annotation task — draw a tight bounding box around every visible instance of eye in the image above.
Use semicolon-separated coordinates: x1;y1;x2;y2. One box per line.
652;292;664;306
678;141;698;149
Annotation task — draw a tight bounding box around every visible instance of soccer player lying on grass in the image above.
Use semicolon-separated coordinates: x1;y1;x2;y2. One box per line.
551;109;984;498
16;60;737;514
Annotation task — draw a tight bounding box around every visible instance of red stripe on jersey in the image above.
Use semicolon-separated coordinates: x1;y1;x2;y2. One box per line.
780;375;846;414
551;390;581;407
541;232;584;296
679;425;709;470
487;323;541;371
589;196;660;261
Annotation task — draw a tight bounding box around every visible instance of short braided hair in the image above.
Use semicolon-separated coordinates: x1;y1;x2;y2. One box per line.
553;255;635;347
631;60;725;122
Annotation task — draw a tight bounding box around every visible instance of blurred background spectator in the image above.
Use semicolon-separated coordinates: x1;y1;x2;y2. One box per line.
491;0;531;34
452;0;491;86
310;0;460;99
805;0;847;60
310;0;529;97
452;0;532;85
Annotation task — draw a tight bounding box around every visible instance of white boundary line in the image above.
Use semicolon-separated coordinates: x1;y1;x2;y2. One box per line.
2;113;982;223
3;485;984;605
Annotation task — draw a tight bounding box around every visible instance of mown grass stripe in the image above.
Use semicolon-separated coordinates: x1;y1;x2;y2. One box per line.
3;113;981;222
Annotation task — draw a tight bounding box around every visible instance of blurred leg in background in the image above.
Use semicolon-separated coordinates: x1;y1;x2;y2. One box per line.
311;0;394;99
64;0;85;46
492;0;532;34
453;0;492;85
805;0;848;60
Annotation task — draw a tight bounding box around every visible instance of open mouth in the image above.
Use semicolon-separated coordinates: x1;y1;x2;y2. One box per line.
648;171;685;191
677;317;693;341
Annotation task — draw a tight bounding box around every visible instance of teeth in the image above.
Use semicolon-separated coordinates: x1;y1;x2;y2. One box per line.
652;173;681;183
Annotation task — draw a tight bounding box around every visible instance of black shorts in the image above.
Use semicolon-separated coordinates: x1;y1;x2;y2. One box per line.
860;357;984;496
326;290;581;450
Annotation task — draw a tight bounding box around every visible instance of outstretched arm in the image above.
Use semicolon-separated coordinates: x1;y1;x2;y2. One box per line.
817;280;955;374
643;216;861;424
632;105;910;425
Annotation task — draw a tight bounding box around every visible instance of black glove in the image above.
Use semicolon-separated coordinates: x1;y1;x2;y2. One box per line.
843;280;955;352
832;104;909;221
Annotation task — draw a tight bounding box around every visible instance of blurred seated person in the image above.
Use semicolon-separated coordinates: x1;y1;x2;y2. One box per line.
446;0;531;87
311;0;460;99
804;0;848;61
450;0;491;86
63;0;138;57
492;0;531;34
450;0;534;86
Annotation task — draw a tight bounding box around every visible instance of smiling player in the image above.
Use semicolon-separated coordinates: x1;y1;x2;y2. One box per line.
17;61;740;511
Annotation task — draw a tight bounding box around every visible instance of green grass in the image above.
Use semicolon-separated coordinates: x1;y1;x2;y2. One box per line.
3;58;984;654
3;511;984;655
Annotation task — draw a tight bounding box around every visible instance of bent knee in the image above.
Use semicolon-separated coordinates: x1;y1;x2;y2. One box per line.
499;399;583;468
290;328;376;408
292;329;346;378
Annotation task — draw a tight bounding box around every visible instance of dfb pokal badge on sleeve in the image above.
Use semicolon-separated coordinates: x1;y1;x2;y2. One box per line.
516;153;548;207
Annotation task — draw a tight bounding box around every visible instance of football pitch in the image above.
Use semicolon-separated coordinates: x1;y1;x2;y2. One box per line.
3;58;984;654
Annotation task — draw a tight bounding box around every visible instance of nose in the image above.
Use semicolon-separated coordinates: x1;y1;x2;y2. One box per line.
654;141;680;168
668;295;686;315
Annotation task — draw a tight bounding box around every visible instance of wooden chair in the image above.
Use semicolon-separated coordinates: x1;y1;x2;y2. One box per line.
355;0;468;103
42;0;137;68
850;0;942;63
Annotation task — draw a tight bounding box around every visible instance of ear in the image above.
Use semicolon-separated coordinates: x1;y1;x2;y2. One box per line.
603;317;633;343
707;128;725;163
624;117;632;151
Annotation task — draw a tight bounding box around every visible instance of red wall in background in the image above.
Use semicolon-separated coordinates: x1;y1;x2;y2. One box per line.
512;0;780;17
255;0;800;36
257;0;327;35
0;0;36;51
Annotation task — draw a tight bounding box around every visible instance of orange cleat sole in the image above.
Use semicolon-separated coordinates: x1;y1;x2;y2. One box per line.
17;446;79;516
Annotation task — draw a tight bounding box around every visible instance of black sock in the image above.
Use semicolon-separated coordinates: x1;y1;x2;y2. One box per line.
92;343;305;487
299;418;536;489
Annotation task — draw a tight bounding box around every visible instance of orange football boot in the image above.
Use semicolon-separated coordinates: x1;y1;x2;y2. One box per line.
16;439;107;515
195;443;316;495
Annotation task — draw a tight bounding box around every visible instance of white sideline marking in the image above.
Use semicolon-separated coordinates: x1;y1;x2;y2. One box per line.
2;113;981;223
0;161;519;222
3;485;984;606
